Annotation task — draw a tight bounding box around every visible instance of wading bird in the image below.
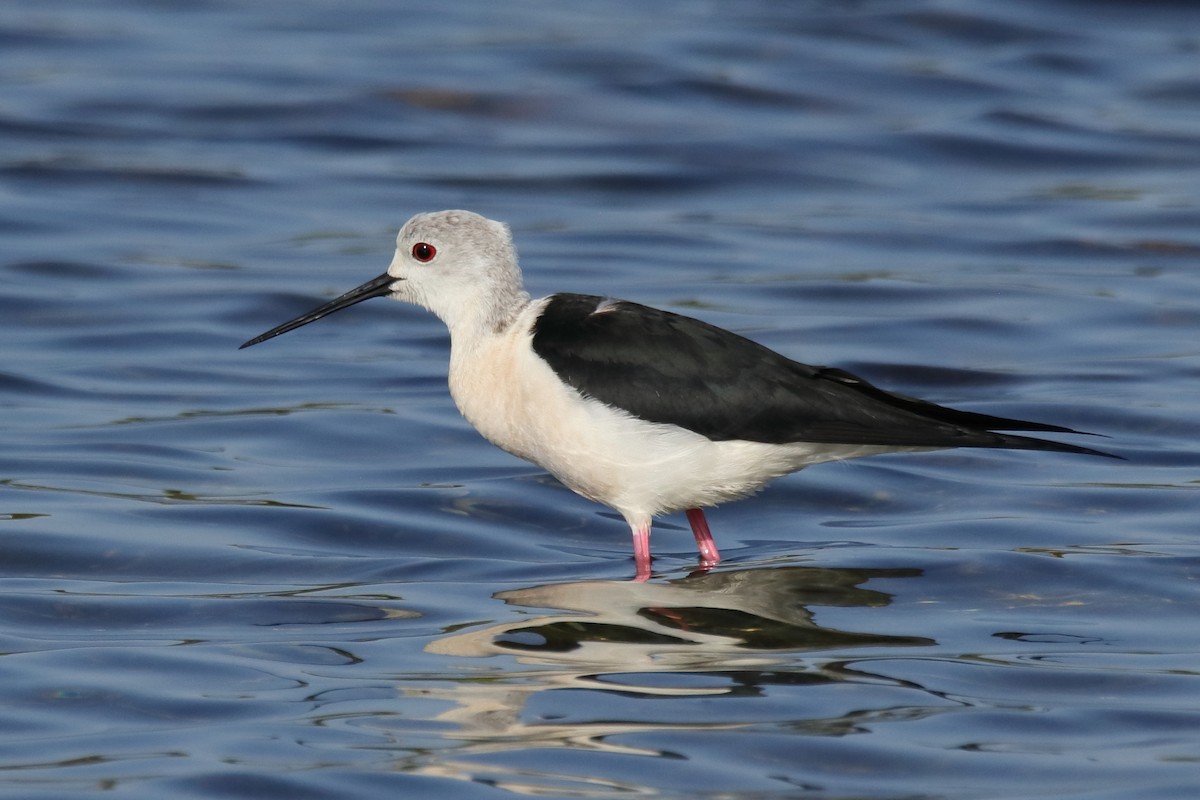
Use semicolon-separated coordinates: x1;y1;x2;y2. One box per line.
242;210;1111;580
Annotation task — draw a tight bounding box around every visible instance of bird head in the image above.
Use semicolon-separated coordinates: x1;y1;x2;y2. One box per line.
240;210;529;349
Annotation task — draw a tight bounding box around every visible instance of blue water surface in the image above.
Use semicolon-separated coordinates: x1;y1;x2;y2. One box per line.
2;1;1199;798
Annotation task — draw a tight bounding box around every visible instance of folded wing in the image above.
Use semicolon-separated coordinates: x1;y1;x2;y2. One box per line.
531;294;1112;457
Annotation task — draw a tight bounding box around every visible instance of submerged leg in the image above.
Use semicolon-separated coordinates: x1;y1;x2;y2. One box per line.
630;519;652;582
685;508;720;567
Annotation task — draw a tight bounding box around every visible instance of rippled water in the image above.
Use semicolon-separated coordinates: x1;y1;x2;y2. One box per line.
3;2;1199;798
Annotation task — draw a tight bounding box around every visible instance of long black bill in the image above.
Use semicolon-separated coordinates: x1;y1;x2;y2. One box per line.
239;272;397;349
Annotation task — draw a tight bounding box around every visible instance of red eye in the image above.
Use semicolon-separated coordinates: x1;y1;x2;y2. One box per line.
412;242;436;262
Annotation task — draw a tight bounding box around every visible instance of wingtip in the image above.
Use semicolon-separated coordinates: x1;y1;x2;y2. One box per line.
1002;433;1123;460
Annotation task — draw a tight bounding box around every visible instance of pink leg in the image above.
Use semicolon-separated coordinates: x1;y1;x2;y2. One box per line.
630;519;652;582
686;508;721;567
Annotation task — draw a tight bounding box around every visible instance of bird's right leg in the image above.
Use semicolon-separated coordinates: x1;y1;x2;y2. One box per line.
685;507;720;568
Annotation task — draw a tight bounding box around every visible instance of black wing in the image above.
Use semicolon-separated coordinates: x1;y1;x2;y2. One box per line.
531;294;1112;457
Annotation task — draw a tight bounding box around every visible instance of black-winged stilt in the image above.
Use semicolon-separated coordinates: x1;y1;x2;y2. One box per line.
241;210;1112;580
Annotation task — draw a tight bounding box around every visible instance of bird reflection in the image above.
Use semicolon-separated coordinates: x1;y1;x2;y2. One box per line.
405;563;936;793
467;565;934;657
426;562;934;690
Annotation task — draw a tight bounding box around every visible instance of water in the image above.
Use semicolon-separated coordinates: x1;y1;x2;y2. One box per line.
2;1;1198;797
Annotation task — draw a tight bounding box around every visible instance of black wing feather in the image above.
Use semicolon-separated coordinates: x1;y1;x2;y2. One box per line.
531;294;1112;458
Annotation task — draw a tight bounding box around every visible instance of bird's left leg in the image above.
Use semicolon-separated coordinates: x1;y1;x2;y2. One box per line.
685;508;720;567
